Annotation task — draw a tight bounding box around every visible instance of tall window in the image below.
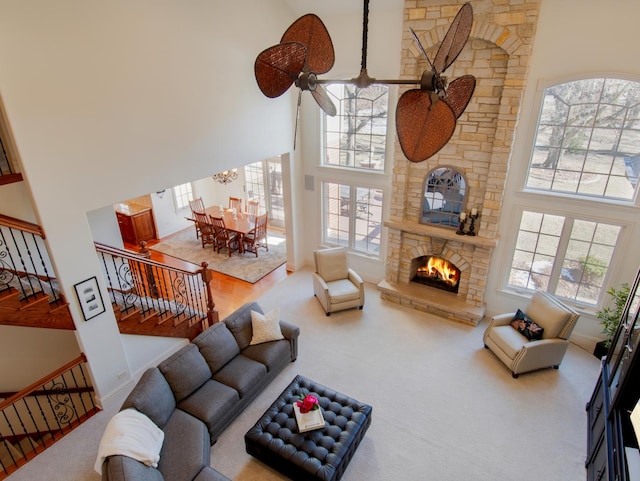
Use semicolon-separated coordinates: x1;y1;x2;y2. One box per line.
323;84;389;171
173;183;193;210
505;77;639;307
322;182;383;257
527;78;640;200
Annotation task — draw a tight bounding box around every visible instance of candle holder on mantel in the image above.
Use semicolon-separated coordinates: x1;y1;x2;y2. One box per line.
467;211;479;236
456;213;467;235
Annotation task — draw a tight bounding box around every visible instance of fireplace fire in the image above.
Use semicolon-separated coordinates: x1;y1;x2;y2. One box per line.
410;255;460;293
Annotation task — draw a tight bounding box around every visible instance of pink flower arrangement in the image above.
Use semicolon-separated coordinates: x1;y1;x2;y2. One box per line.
296;393;319;414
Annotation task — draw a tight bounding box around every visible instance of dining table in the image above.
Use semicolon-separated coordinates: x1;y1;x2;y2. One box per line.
203;205;257;254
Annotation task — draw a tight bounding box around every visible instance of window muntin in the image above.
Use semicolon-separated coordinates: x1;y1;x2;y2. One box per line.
173;183;194;210
527;78;640;201
420;167;467;228
508;211;621;306
323;84;389;171
322;182;383;257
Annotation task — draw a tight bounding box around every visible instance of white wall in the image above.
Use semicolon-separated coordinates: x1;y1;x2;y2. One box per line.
484;0;640;351
0;0;296;402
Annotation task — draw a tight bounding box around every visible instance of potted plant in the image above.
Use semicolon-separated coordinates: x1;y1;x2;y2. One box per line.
594;283;631;359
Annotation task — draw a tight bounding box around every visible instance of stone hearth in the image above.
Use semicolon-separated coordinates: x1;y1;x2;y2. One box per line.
378;1;540;325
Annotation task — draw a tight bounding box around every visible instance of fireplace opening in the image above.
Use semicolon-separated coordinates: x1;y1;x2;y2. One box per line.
410;255;461;293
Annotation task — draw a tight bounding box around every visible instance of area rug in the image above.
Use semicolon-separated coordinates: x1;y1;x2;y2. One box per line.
150;228;286;284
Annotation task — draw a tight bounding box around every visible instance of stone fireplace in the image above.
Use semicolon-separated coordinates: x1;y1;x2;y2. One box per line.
377;0;540;325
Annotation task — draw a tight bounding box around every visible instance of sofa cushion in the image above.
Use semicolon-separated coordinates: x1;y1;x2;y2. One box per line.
315;247;349;282
102;455;164;481
157;409;210;481
193;322;240;373
213;355;267;397
94;408;164;473
526;292;570;339
225;302;263;350
510;309;544;341
243;340;291;371
250;307;284;345
177;380;240;438
158;344;212;402
121;367;176;428
194;467;231;481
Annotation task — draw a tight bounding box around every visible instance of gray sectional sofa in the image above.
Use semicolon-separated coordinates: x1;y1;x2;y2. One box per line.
100;302;299;481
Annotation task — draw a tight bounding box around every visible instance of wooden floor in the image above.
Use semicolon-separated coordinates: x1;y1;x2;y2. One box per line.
124;229;290;320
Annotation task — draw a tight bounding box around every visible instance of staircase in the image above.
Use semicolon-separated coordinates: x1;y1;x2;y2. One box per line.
0;355;99;479
0;214;75;331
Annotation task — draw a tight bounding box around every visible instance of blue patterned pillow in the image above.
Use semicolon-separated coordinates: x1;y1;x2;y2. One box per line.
510;309;544;341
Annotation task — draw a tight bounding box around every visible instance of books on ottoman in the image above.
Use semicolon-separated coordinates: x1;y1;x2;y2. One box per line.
293;404;325;433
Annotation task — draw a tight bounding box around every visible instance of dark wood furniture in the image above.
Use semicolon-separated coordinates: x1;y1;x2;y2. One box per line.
245;375;372;481
114;202;156;245
243;212;269;257
586;267;640;481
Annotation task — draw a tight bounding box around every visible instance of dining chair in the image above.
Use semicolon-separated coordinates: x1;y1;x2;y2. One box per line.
188;197;206;239
209;215;239;256
228;197;242;212
243;212;269;257
193;211;216;249
246;199;259;216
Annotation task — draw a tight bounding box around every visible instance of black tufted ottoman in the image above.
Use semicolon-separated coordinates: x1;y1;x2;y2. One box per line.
245;375;372;481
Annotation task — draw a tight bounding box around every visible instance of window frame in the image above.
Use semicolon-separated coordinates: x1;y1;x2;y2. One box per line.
321;83;390;173
172;183;194;212
320;181;384;259
500;75;640;311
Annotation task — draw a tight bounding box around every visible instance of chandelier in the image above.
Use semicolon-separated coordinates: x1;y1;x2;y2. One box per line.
212;169;238;185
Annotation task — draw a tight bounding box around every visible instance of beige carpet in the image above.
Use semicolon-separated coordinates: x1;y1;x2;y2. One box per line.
150;228;286;283
7;268;601;481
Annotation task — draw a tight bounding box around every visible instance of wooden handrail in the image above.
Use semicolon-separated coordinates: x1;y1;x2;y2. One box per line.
0;213;45;238
0;354;87;411
94;242;203;275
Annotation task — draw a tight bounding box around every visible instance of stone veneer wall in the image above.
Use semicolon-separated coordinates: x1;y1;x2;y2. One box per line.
382;0;540;312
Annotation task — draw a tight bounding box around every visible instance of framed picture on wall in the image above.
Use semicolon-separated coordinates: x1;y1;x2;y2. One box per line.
74;276;105;321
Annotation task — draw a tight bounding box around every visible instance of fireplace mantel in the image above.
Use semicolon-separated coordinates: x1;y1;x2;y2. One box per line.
384;219;499;249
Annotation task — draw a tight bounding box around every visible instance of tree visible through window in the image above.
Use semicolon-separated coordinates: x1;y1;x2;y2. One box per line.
508;211;621;306
323;84;389;171
527;78;640;199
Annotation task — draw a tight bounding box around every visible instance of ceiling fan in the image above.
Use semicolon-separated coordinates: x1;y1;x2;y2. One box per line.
254;1;476;162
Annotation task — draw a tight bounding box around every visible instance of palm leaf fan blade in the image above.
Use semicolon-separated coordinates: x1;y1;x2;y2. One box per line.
396;89;456;162
433;2;473;74
281;14;335;74
445;75;476;118
311;85;337;116
255;42;307;98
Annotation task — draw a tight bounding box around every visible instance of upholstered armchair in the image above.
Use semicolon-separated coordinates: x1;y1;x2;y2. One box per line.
483;291;580;378
312;247;365;316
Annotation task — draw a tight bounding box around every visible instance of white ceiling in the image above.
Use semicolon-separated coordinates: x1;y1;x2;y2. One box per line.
282;0;404;18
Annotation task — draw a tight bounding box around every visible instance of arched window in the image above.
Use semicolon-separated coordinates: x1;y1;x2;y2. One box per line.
527;78;640;200
420;167;467;228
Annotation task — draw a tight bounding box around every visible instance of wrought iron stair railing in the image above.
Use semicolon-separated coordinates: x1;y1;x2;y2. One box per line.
0;213;74;330
94;242;218;339
0;354;98;480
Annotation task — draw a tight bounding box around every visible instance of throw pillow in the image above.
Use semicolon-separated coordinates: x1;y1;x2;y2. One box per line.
510;309;545;341
250;307;284;345
94;408;164;474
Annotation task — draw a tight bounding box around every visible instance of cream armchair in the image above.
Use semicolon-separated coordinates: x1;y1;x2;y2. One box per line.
483;291;580;378
312;247;365;316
